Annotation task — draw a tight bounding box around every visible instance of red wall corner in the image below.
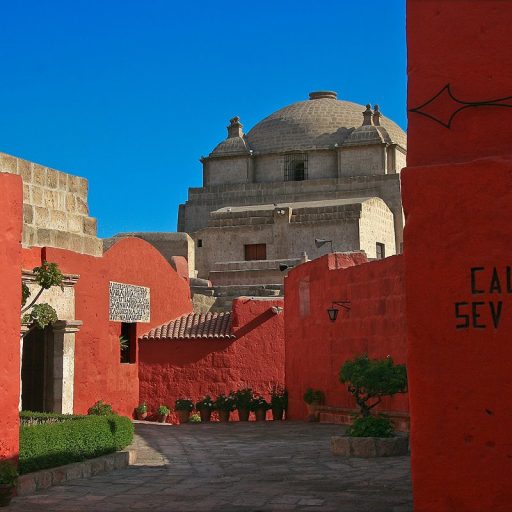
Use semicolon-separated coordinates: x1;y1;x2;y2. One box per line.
0;173;23;461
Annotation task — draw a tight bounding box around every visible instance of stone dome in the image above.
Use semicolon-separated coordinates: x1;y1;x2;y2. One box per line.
245;91;406;154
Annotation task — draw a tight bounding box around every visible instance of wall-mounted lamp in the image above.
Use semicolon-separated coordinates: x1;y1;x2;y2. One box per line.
271;306;284;315
276;208;286;216
315;238;334;252
327;301;351;322
279;263;294;272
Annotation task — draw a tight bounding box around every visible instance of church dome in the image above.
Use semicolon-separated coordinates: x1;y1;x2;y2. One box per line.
245;91;406;154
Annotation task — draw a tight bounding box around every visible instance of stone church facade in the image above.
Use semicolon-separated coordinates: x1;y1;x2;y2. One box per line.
178;91;406;284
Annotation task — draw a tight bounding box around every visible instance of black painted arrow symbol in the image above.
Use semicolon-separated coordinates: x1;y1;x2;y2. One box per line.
409;84;512;128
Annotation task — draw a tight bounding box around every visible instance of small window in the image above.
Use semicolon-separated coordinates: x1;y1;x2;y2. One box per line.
376;243;385;260
197;239;203;248
284;153;308;181
120;322;136;364
244;243;267;261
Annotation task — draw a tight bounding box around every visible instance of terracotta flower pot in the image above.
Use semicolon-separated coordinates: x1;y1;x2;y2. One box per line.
199;408;212;422
271;406;284;421
136;411;148;420
158;413;169;423
254;408;267;421
238;407;250;421
306;401;321;422
0;484;15;507
177;410;190;424
218;409;231;422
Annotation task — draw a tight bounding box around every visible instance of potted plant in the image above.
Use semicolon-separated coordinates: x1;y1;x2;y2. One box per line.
135;402;148;420
0;460;18;507
332;354;408;457
157;405;170;423
303;388;325;422
234;388;253;421
189;413;201;423
214;393;235;422
270;385;288;421
250;395;269;421
195;395;215;422
175;398;193;424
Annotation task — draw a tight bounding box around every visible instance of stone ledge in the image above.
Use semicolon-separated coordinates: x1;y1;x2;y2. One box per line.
331;435;409;458
318;406;410;433
16;449;137;496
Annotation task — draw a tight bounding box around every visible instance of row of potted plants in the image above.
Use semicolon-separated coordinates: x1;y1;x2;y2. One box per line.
135;386;288;424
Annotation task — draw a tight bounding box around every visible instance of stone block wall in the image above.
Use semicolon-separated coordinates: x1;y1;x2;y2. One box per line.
0;152;102;256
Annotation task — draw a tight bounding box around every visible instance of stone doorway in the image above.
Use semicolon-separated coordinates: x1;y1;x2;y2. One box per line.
20;320;81;414
21;328;47;412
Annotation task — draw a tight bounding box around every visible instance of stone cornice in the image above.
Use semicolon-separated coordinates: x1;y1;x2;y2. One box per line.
22;270;80;287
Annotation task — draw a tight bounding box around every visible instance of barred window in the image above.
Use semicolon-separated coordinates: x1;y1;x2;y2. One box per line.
284;153;308;181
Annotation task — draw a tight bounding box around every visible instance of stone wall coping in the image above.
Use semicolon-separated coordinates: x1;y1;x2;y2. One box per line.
16;449;137;497
22;269;80;287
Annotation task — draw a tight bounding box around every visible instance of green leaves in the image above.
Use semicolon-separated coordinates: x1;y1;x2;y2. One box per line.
33;261;64;290
21;283;31;307
339;354;407;426
346;415;394;438
22;303;58;329
340;354;407;398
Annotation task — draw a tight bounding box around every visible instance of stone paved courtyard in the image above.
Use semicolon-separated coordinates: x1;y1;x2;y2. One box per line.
10;422;412;511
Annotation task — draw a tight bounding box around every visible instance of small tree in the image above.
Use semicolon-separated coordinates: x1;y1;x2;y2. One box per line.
21;261;64;336
339;354;407;419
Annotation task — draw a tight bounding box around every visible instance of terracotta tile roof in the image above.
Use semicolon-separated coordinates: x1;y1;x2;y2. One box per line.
140;312;235;340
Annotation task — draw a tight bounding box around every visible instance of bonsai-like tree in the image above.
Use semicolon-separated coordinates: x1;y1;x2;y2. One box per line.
21;261;64;336
339;354;407;437
339;354;407;418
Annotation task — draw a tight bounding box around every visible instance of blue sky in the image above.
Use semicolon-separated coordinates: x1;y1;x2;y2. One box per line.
0;1;406;237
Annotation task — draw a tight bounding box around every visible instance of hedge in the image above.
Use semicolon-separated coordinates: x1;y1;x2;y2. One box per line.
19;414;134;474
20;411;86;426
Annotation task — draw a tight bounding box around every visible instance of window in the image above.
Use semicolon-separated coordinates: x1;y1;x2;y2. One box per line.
120;322;136;364
244;243;267;261
197;239;203;248
284;153;308;181
376;242;385;260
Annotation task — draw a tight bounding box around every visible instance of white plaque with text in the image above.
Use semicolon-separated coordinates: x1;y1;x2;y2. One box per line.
109;281;150;322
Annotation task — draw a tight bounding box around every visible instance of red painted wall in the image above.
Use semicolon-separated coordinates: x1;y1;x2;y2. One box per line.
138;297;285;421
0;173;22;461
285;253;408;420
22;237;192;417
405;2;512;510
407;0;512;167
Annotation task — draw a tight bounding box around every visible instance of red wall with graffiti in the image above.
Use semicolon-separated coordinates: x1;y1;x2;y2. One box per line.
22;237;192;417
284;253;408;421
138;298;285;421
405;1;512;510
0;173;23;461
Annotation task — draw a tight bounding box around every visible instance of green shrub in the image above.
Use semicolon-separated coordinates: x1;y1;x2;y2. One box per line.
234;388;253;409
189;414;201;423
88;400;114;416
339;354;407;418
108;415;134;450
19;415;133;474
303;388;325;405
346;415;394;438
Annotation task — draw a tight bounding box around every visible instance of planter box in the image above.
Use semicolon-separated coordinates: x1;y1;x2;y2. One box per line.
331;435;409;458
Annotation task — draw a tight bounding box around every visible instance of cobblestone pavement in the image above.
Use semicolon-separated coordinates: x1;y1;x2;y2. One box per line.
10;421;412;511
